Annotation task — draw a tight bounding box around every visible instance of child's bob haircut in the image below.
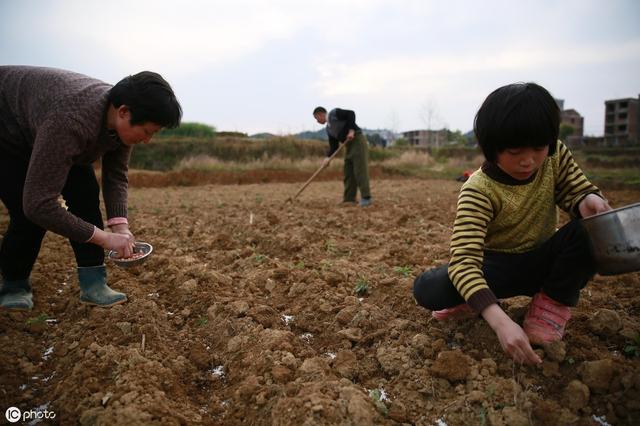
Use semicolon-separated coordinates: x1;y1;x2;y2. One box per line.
474;82;559;163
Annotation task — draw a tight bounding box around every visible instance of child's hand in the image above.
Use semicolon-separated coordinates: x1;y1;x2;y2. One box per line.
579;194;612;218
482;304;542;365
494;319;542;365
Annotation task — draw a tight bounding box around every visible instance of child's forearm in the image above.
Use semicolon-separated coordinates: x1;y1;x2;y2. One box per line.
481;303;509;329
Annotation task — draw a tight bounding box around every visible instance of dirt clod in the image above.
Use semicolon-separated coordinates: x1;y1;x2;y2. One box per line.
588;308;623;336
430;350;472;382
563;379;590;411
580;359;615;393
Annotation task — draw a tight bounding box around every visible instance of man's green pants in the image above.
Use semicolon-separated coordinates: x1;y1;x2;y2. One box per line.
343;132;371;202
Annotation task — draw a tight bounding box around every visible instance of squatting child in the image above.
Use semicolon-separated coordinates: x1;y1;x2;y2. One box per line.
413;82;611;365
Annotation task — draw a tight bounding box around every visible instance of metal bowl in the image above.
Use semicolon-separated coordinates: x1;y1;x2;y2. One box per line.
581;202;640;275
108;242;153;268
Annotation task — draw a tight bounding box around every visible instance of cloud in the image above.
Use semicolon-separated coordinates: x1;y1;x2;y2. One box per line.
33;0;395;74
3;0;638;134
42;0;306;74
313;39;640;97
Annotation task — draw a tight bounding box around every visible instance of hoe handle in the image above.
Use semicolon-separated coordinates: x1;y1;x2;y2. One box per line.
289;141;347;201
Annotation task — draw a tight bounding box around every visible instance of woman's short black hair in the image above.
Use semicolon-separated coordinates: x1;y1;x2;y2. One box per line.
473;82;559;163
108;71;182;128
313;106;327;115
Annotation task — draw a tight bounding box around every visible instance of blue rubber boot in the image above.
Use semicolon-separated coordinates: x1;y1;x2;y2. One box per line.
0;278;34;310
78;265;127;307
359;197;373;207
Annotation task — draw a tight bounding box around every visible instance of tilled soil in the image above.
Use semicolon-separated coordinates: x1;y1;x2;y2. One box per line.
1;179;639;425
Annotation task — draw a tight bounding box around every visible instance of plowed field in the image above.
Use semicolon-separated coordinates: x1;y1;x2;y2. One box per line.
1;179;639;425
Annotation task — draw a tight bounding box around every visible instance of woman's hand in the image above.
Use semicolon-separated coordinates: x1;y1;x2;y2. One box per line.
110;223;135;239
89;227;135;258
579;193;612;218
482;304;542;365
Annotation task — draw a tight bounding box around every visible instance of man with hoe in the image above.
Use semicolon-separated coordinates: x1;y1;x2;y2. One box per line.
0;66;182;310
313;106;372;207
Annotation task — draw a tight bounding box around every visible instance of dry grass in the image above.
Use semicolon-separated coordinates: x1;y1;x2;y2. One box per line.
173;150;485;182
176;154;342;172
378;150;435;168
176;150;440;171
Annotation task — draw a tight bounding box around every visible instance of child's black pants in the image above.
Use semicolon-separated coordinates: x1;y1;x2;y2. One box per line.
413;220;596;311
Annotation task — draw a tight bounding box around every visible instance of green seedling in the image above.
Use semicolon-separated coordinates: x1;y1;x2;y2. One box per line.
485;383;496;399
394;265;412;277
320;260;333;271
26;313;48;325
623;335;640;358
368;389;388;416
325;240;337;254
478;407;488;426
254;254;266;263
354;278;369;296
324;240;351;257
196;317;209;327
293;261;305;270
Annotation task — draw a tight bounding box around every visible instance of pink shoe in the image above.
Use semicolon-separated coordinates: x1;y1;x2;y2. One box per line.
431;304;474;321
523;292;571;345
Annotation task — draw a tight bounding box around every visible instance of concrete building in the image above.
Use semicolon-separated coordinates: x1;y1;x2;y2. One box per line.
560;109;584;147
363;129;398;146
604;96;639;146
402;129;448;148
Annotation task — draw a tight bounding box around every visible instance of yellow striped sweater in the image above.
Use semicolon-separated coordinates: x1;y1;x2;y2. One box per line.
448;141;600;312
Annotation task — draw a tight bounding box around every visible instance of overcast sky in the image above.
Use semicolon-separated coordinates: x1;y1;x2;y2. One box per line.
2;0;639;136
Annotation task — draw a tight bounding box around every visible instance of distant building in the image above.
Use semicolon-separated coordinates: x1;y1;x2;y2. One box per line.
363;129;397;146
560;108;584;147
604;96;639;146
402;129;448;148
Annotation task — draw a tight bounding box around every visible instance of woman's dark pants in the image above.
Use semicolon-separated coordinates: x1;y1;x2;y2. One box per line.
0;152;105;281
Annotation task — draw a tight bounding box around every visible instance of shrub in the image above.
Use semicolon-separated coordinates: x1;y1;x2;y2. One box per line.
158;122;216;138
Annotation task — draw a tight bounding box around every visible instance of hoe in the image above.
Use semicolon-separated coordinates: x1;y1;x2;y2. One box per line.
286;140;347;203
